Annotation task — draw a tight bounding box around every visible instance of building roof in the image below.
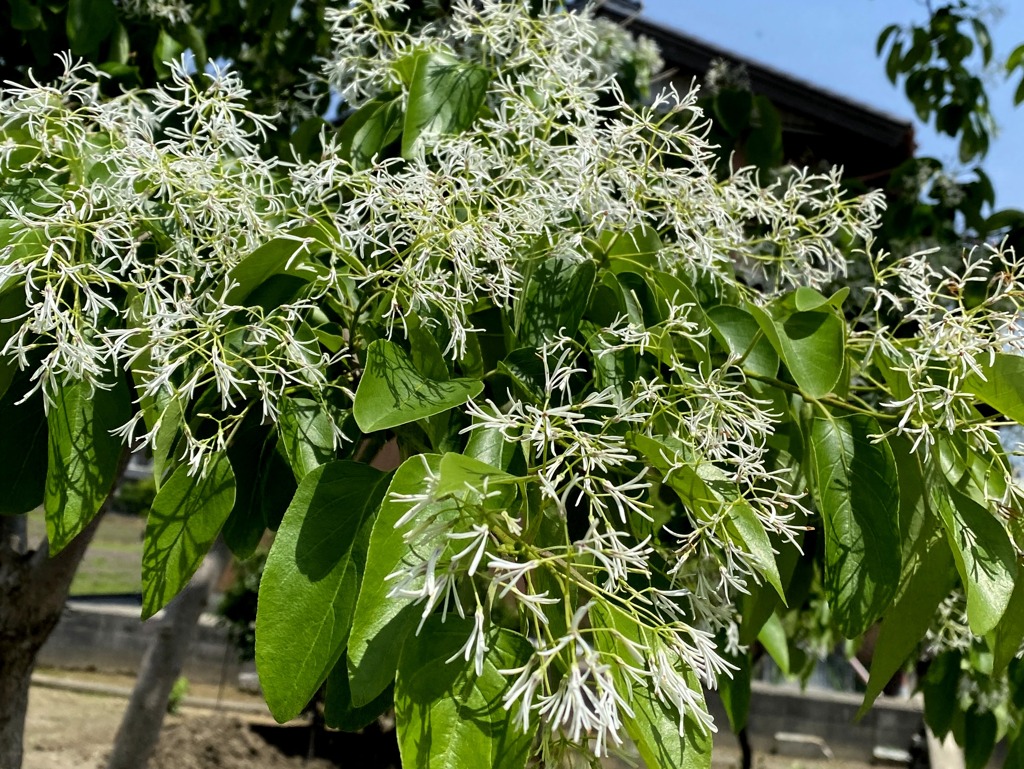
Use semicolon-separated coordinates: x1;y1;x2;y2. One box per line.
597;1;916;181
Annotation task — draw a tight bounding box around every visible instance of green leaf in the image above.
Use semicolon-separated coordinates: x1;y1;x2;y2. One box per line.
339;94;404;169
634;435;783;599
757;612;790;675
0;380;48;515
515;254;596;349
324;654;394;732
964;708;997;769
929;464;1017;636
435;452;515;503
402;51;490;157
713;89;753;137
1008;43;1024;74
877;24;900;56
223;232;326;306
223;416;270;560
348;455;454;704
966;353;1024;423
707;304;778;379
749;302;845;399
860;439;955;714
255;461;390;721
66;0;115;54
353;340;482;433
991;578;1024;677
464;412;518;473
45;377;130;553
395;619;536;769
718;649;751;733
922;651;961;738
745;96;783;170
9;0;43;31
152;29;185;79
886;38;905;83
277;396;335;481
142;452;236;619
593;603;711;769
861;527;954;712
808;414;900;637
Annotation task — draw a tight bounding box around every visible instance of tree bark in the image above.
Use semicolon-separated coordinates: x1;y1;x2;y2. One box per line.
106;538;232;769
0;512;105;769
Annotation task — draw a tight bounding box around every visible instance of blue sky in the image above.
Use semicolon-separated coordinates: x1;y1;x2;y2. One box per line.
638;0;1024;212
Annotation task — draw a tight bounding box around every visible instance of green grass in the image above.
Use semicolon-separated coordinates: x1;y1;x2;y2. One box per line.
27;509;144;595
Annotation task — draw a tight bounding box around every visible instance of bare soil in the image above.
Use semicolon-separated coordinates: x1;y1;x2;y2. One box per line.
23;685;369;769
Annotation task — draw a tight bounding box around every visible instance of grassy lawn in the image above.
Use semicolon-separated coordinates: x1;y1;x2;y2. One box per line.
26;510;144;596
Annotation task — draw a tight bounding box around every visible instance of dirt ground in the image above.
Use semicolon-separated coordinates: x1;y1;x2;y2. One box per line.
23;686;348;769
22;677;876;769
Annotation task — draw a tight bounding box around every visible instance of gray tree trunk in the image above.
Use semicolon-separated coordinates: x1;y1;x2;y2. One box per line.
106;538;232;769
0;512;106;769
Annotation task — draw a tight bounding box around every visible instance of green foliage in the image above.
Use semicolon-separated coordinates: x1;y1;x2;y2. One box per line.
167;676;189;714
142;452;236;619
45;377;131;552
255;461;390;721
6;1;1024;766
877;2;999;163
395;619;537;769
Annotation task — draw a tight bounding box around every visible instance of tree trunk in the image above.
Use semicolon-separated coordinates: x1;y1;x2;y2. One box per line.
0;512;106;769
106;538;232;769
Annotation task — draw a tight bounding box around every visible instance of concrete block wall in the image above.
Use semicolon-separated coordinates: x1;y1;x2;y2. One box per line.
37;600;242;685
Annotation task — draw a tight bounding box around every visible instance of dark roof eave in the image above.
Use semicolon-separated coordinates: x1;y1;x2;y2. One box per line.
597;2;914;151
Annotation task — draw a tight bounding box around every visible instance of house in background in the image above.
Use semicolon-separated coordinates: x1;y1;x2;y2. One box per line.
597;0;915;186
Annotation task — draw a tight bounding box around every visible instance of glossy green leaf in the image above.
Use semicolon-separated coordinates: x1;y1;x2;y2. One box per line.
929;464;1017;636
223;232;326;306
152;29;185;79
402;51;490;157
464;412;518;472
634;434;783;599
966;353;1024;423
707;304;778;379
66;0;115;54
922;651;961;739
395;619;535;769
354;340;482;433
339;94;404;169
277;396;335;481
0;380;47;516
749;302;845;399
142;452;236;619
45;377;130;553
991;579;1024;677
757;612;790;675
223;416;270;560
860;438;955;713
256;461;390;721
808;414;900;637
348;455;454;704
515;254;596;349
435;452;515;503
593;602;711;769
964;708;997;769
861;526;954;712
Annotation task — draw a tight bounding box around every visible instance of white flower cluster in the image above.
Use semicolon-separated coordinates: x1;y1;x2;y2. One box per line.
118;0;192;25
0;57;345;470
869;241;1024;455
